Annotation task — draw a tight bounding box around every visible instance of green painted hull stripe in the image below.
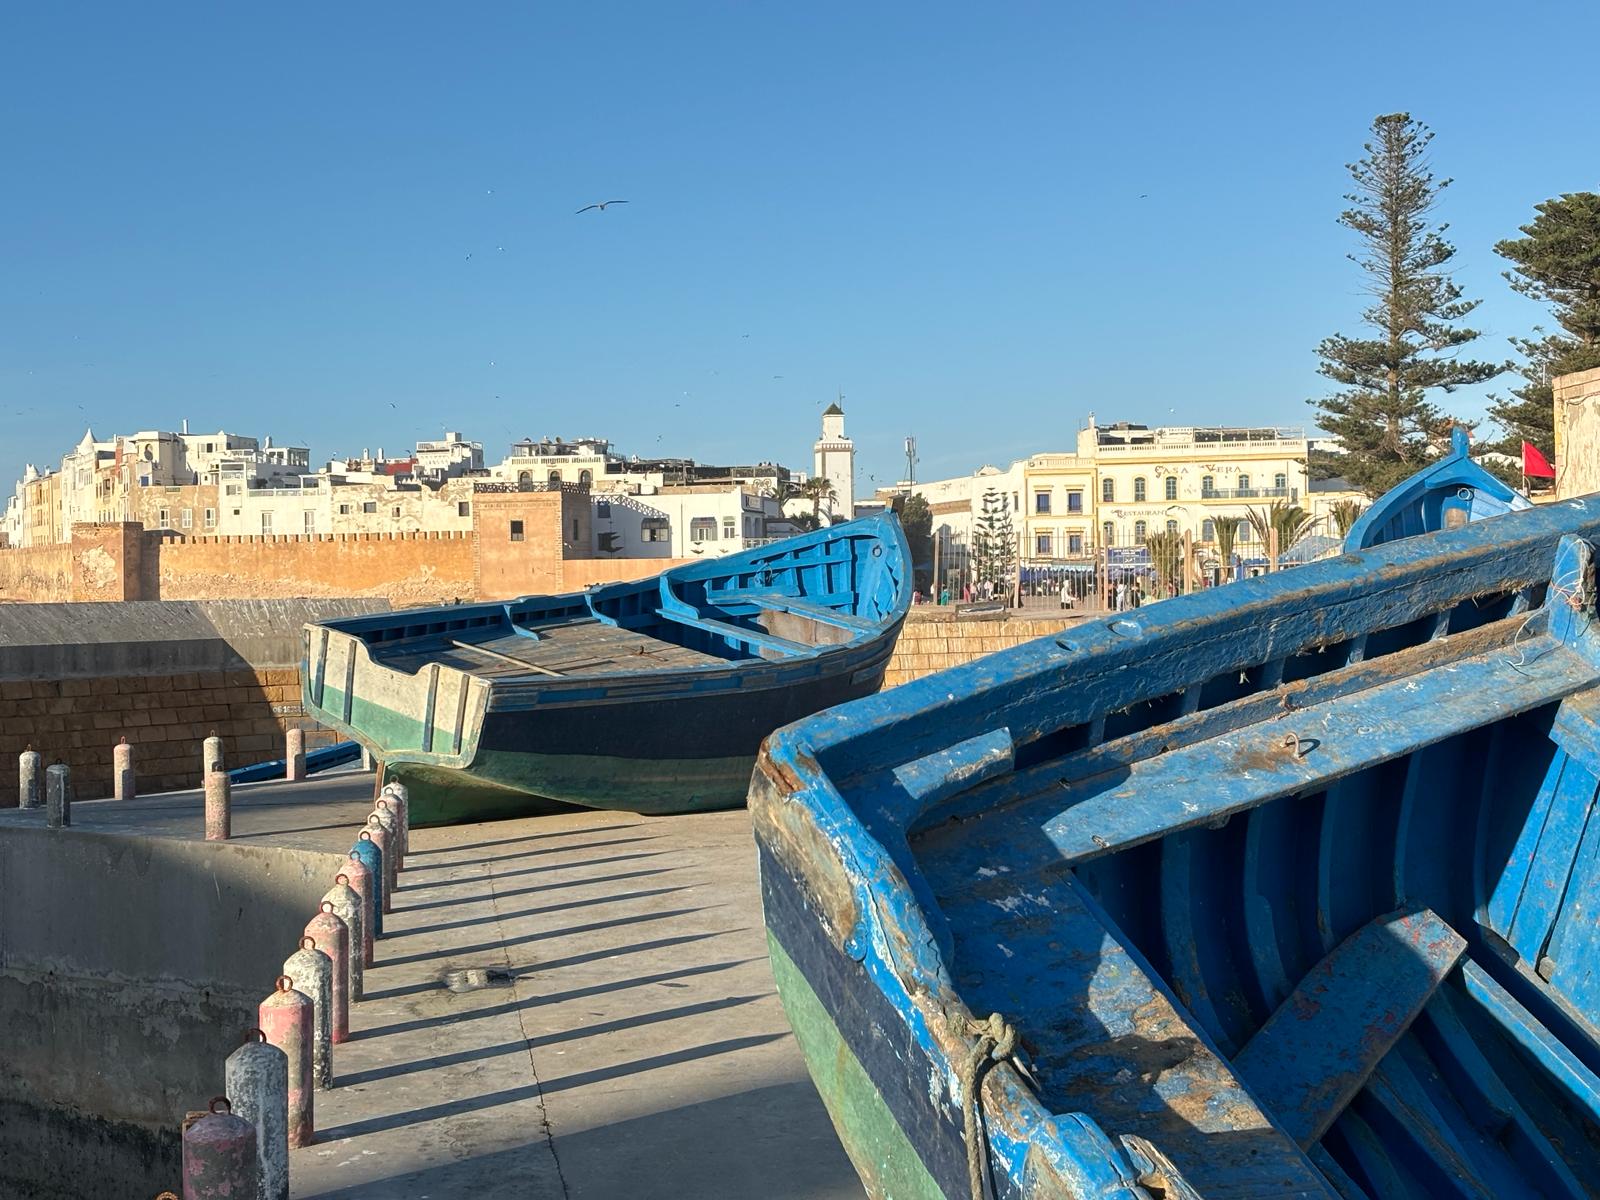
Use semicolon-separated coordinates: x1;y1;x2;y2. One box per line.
766;931;946;1200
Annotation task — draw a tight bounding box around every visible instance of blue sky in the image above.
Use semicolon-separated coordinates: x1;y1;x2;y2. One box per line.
3;2;1597;494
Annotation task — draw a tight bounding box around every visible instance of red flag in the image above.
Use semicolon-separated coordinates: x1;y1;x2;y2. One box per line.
1522;441;1555;479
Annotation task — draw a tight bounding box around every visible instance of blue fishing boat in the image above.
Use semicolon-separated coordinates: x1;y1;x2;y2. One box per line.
753;495;1600;1198
302;512;910;824
1346;427;1529;549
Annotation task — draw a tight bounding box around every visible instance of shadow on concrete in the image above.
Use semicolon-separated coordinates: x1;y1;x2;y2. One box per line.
397;833;659;872
229;820;360;840
380;906;716;968
339;994;766;1086
356;954;757;1028
401;824;641;857
388;865;676;913
318;1034;789;1141
395;849;668;891
398;885;691;937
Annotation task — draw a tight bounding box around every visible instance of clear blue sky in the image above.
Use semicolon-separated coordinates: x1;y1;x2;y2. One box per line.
3;2;1597;495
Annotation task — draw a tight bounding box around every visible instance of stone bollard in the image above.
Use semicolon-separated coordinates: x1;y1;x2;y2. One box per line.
113;737;136;801
19;747;42;809
258;976;313;1147
363;817;395;914
204;771;231;841
378;787;409;863
370;803;401;884
285;728;306;782
224;1029;289;1200
321;874;366;1000
352;833;385;932
341;852;378;959
180;1096;258;1200
304;901;350;1044
203;732;224;777
45;762;71;828
283;936;333;1091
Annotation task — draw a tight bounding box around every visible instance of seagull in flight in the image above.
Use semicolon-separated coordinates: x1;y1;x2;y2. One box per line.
576;200;629;214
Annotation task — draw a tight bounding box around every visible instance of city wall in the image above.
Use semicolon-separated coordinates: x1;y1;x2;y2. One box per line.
882;608;1085;688
0;599;387;806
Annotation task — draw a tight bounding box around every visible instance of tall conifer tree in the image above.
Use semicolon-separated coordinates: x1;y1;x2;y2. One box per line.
1311;113;1505;496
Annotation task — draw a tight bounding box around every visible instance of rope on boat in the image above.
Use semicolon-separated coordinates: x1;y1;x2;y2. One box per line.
959;1011;1018;1200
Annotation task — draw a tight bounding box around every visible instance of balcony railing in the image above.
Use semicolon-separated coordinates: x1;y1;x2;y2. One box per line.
1200;486;1298;501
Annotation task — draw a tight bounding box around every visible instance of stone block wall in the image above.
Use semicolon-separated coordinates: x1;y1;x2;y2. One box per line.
882;610;1085;689
0;539;71;602
0;668;336;806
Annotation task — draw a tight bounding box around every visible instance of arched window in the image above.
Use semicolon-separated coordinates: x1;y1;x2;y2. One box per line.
1274;472;1287;490
1166;519;1178;536
516;471;533;491
548;470;562;485
1238;473;1251;491
1133;477;1147;502
1134;520;1148;543
1102;520;1114;547
1165;476;1178;501
579;469;593;486
1101;478;1114;503
1201;475;1215;495
1202;518;1215;541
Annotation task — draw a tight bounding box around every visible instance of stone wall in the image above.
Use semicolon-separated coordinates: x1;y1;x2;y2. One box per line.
1555;366;1600;500
882;609;1085;689
0;539;71;603
154;530;477;605
0;599;387;806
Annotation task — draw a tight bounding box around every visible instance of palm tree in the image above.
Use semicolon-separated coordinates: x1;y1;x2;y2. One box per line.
1214;517;1242;581
802;477;837;525
1144;530;1186;595
1246;500;1317;562
1329;498;1364;538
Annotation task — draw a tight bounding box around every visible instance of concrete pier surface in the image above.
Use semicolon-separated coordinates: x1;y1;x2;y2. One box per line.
0;772;864;1198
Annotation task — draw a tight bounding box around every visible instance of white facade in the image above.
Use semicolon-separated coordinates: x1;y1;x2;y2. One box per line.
631;485;783;558
813;404;855;522
415;431;485;480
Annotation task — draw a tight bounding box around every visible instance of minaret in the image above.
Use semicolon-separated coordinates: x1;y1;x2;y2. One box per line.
813;399;855;523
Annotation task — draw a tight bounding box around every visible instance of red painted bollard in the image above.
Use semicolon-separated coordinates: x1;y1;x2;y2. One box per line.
204;771;230;841
304;901;350;1044
341;853;377;966
363;816;395;914
258;975;313;1147
322;874;365;1000
181;1096;258;1200
285;727;306;782
283;935;333;1091
113;736;135;800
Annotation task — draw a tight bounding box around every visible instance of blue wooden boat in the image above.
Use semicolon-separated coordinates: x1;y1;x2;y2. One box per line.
300;512;910;824
1347;427;1529;549
753;495;1600;1198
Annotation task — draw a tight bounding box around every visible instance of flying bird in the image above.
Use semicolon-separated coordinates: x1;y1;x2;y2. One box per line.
576;200;629;214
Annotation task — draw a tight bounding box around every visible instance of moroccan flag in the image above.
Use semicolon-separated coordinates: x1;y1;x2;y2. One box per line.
1522;441;1555;479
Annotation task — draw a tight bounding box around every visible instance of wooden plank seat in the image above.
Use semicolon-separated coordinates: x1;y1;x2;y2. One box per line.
659;610;812;658
1232;907;1467;1148
714;590;876;633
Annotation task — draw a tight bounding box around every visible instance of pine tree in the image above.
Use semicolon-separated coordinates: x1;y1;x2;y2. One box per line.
1489;193;1600;459
971;488;1015;589
1311;113;1506;497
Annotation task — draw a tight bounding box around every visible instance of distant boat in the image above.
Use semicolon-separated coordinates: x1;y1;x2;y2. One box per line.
1347;427;1530;549
302;512;911;825
753;485;1600;1197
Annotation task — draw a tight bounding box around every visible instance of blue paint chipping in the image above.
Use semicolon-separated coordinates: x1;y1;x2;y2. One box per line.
751;477;1600;1197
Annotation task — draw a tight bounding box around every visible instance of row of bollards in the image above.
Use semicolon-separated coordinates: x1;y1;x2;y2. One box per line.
16;725;323;820
173;776;408;1200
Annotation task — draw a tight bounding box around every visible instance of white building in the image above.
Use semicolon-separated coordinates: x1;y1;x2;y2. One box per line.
813;403;855;522
415;431;485;480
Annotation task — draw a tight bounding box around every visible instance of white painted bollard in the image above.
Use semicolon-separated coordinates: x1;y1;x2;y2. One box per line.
203;733;224;777
45;763;71;828
18;747;42;809
370;802;401;879
282;936;333;1090
380;782;409;861
224;1029;290;1200
320;875;365;1001
205;771;231;841
285;728;306;782
113;737;135;801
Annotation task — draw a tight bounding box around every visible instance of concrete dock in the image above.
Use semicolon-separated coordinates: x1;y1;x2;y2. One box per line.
2;771;864;1198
